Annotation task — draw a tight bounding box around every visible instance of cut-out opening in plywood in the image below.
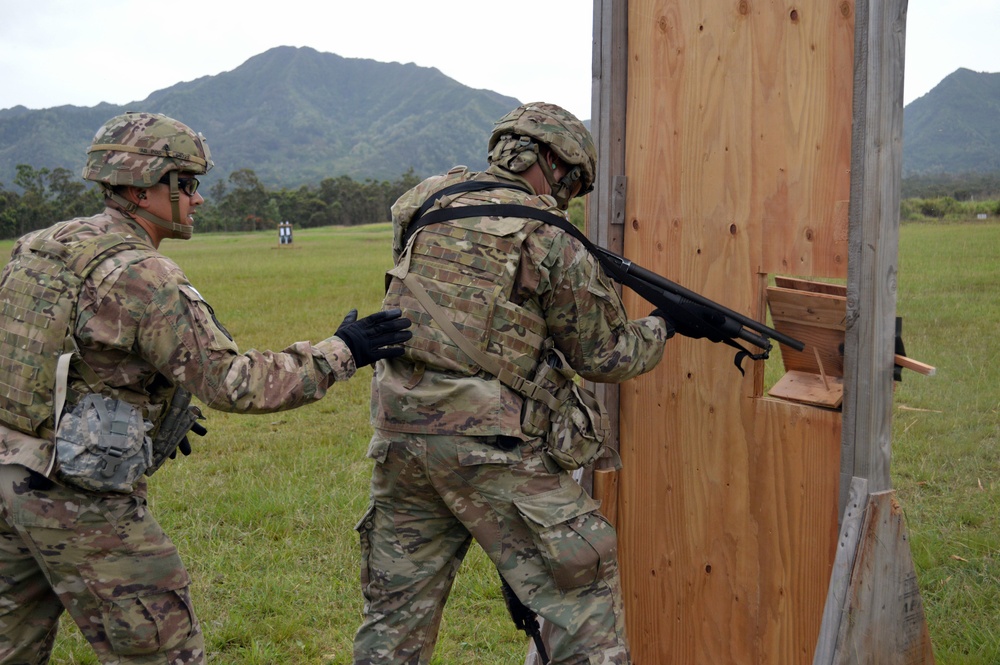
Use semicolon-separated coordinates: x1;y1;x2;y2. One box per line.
765;276;847;409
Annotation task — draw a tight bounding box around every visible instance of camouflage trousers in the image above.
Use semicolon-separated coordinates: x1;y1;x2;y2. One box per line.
352;431;631;665
0;464;204;664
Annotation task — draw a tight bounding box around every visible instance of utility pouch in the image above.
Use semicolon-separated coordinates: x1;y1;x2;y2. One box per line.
147;387;203;476
520;345;611;471
55;394;152;493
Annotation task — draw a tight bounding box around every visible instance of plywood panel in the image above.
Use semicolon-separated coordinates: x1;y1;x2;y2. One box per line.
617;0;853;662
752;400;841;664
618;388;841;663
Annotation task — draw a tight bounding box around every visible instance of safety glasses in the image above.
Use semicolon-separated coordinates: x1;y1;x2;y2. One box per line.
159;174;200;196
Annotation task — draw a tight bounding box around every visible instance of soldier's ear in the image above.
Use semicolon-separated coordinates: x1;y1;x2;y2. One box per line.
125;187;149;207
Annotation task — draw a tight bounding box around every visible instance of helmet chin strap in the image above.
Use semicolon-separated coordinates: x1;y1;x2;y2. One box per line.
536;157;581;210
107;172;193;240
487;136;583;209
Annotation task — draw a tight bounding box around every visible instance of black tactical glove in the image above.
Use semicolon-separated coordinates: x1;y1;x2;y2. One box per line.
336;308;413;368
171;422;207;459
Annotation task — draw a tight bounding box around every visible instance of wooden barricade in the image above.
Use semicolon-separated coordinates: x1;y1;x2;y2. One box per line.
581;0;935;663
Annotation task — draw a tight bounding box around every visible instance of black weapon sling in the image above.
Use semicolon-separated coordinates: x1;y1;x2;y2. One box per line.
400;181;763;372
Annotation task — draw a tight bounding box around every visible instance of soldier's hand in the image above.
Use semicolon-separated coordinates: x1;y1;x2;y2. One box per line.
336;308;413;368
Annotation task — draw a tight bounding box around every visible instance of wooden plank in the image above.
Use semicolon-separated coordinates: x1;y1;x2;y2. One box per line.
894;354;935;377
768;370;843;408
590;0;628;254
766;286;847;376
813;476;869;665
767;287;847;330
831;491;936;665
775;276;848;297
588;0;628;456
841;0;908;503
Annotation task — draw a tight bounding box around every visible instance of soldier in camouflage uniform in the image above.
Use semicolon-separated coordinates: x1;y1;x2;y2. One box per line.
0;112;411;665
353;103;673;665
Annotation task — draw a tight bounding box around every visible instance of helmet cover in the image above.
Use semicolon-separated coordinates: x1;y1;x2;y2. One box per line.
82;112;212;187
488;102;596;196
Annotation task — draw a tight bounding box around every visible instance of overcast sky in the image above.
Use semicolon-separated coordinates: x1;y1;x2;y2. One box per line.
1;0;997;122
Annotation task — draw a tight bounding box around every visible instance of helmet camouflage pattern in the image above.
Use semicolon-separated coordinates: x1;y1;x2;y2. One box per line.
488;102;597;196
82;112;213;187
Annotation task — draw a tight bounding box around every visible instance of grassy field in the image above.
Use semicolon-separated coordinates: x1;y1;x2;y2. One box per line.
2;220;996;664
892;221;999;665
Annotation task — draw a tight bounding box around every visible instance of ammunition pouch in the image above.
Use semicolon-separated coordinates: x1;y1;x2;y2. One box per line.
55;394;152;493
520;344;612;471
147;387;203;476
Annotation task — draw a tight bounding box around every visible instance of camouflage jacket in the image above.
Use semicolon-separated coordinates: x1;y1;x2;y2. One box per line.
372;168;670;437
0;208;357;475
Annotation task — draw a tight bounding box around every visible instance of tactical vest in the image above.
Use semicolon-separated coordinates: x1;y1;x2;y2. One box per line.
385;202;550;384
0;224;148;438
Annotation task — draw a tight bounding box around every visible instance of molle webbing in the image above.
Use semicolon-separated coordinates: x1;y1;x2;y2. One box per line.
386;219;548;380
0;229;146;436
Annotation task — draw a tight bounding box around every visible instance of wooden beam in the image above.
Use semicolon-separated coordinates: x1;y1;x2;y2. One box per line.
814;476;869;665
588;0;628;457
841;0;908;507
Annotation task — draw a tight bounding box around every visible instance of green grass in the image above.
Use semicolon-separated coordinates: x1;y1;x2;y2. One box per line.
2;220;997;664
892;221;1000;665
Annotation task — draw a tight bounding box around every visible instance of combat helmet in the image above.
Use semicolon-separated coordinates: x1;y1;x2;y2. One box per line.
83;112;213;240
487;102;597;209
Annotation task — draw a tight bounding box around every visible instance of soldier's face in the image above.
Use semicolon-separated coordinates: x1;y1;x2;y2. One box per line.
147;172;204;229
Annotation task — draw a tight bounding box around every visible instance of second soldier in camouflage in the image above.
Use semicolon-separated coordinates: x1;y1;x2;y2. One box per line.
353;102;673;665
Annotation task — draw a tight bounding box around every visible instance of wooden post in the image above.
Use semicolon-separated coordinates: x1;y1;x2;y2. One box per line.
840;0;907;506
815;0;935;662
588;0;629;462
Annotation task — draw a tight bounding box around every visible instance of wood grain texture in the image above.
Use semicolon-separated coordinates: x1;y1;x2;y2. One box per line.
830;491;935;665
616;0;853;662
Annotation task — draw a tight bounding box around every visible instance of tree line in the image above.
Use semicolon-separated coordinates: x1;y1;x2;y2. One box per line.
29;159;1000;237
0;165;423;240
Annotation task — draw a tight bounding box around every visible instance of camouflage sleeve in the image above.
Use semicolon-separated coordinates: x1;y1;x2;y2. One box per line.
127;257;355;413
521;226;670;383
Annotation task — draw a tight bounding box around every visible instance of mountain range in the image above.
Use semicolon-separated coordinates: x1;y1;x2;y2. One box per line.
1;46;997;190
902;67;1000;176
0;46;519;189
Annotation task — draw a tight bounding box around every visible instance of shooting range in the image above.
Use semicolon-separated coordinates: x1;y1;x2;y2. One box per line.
579;0;935;663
